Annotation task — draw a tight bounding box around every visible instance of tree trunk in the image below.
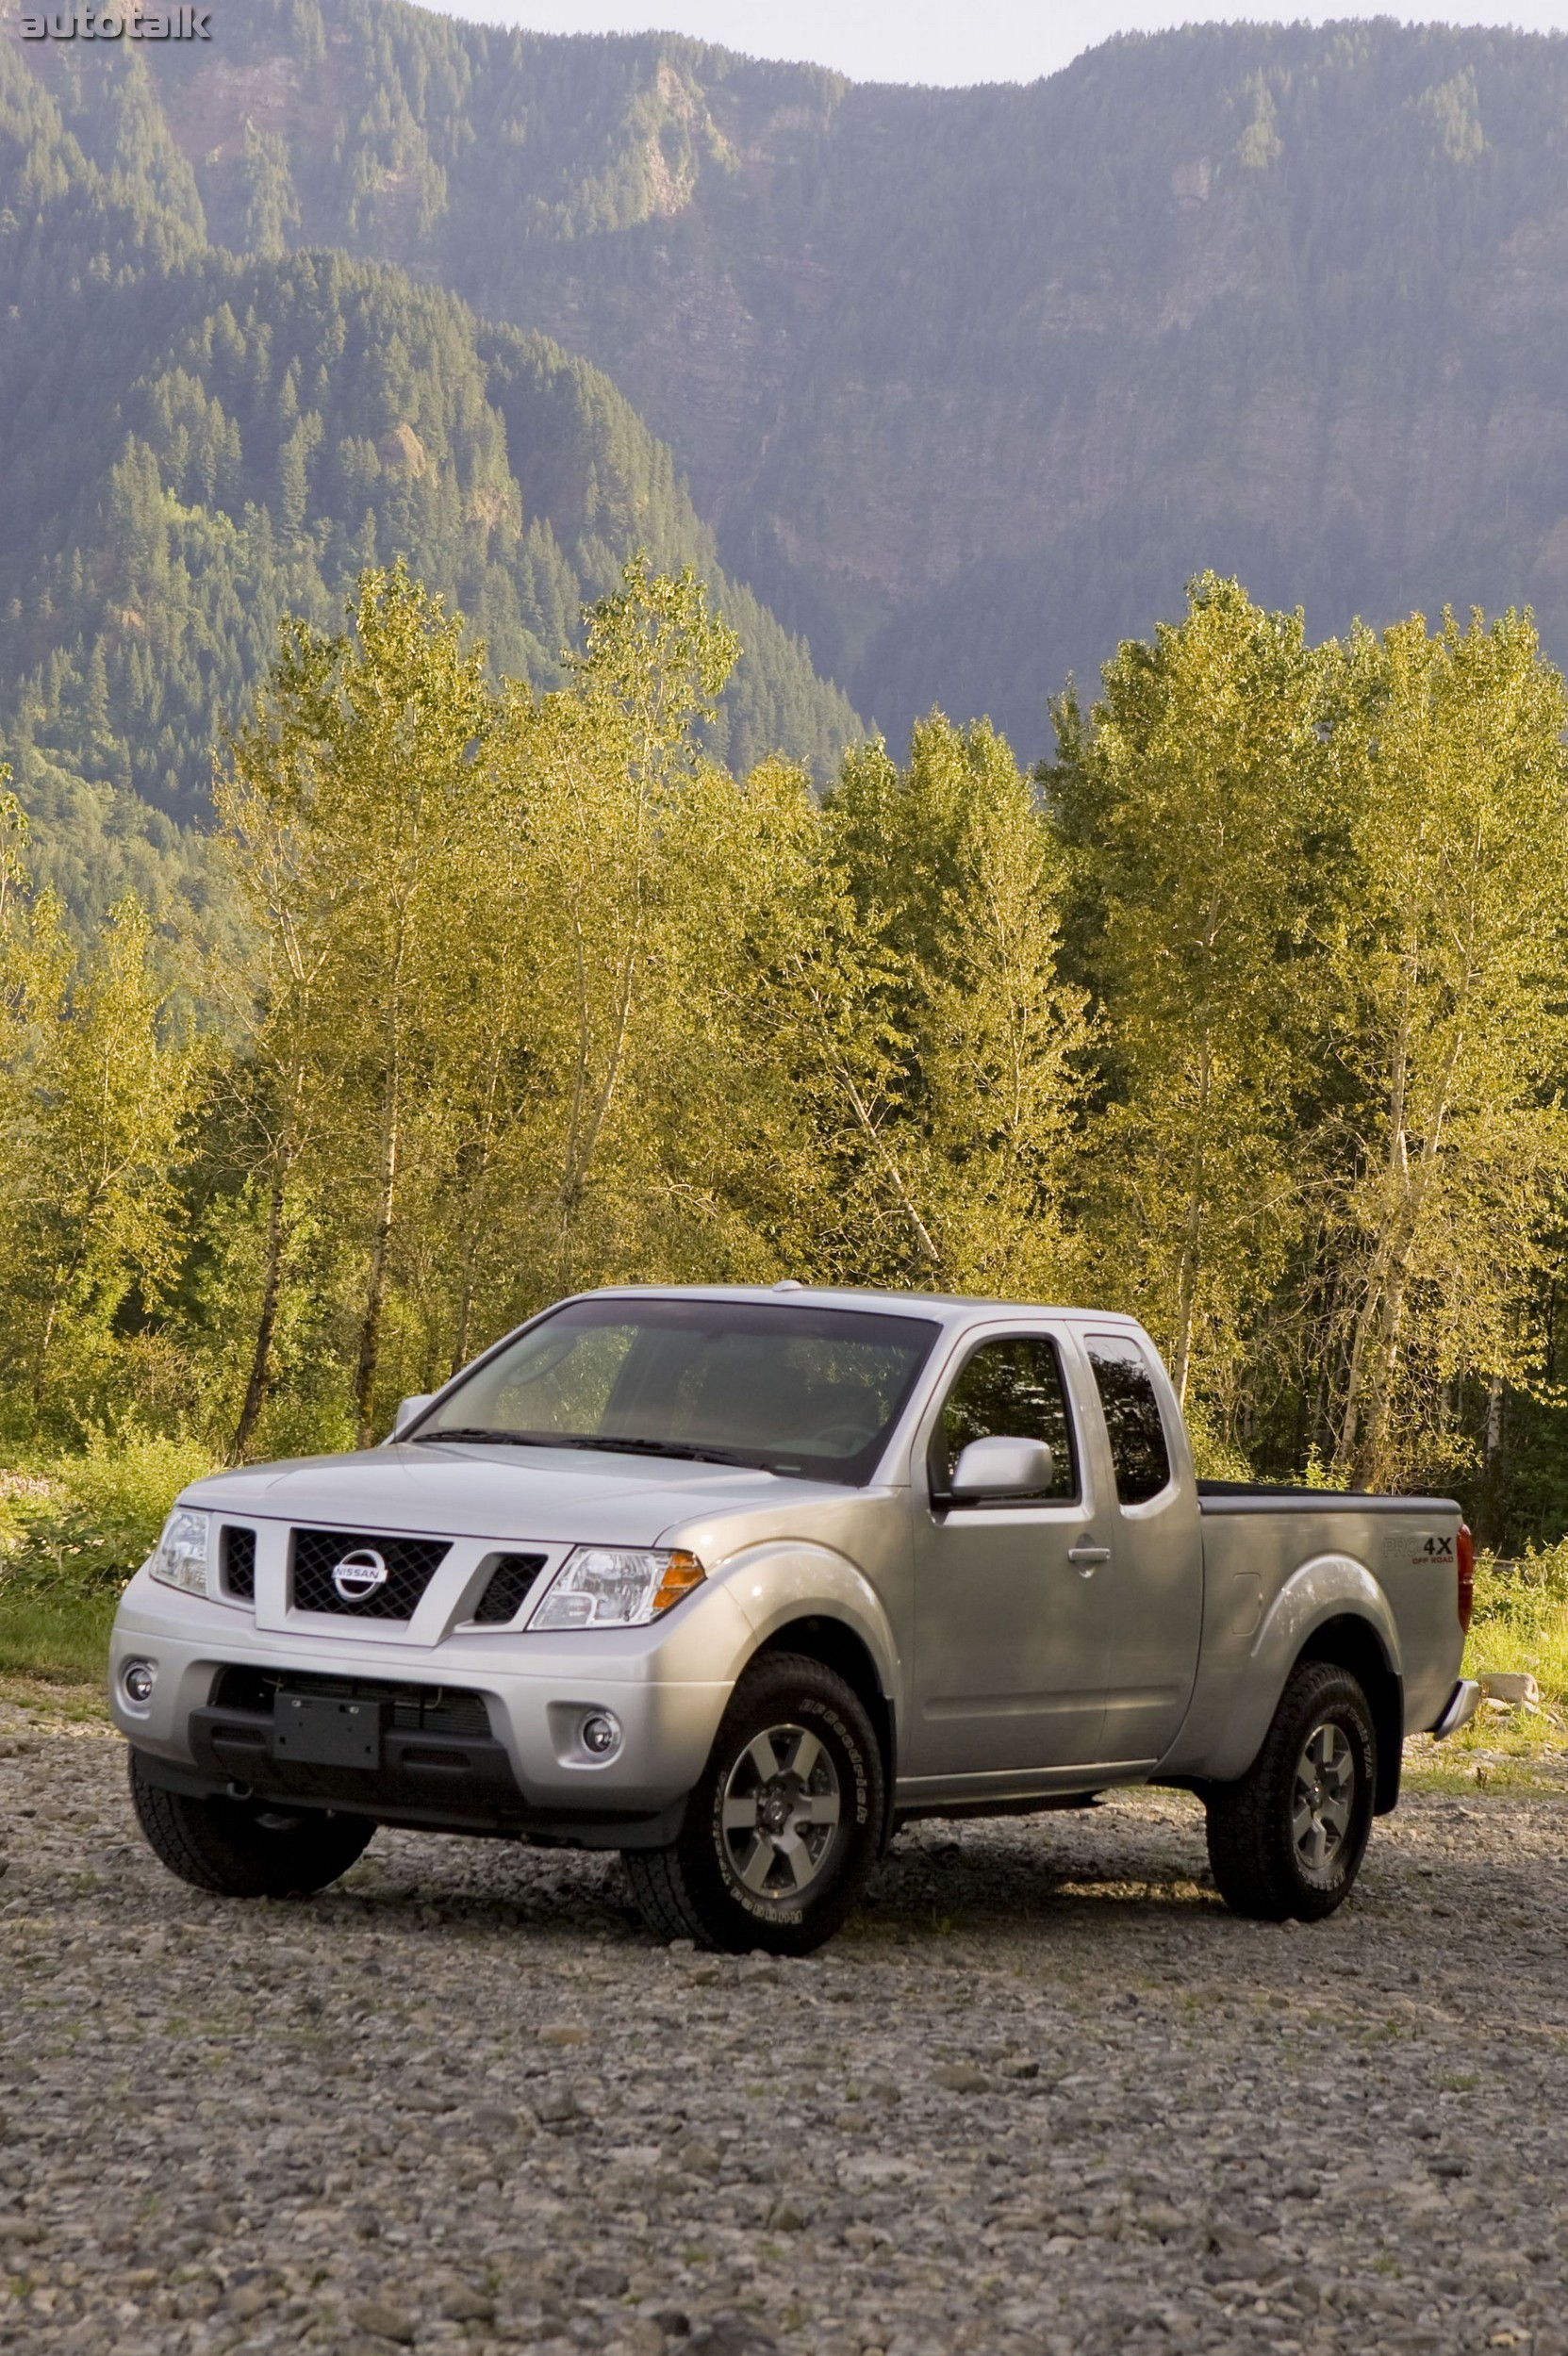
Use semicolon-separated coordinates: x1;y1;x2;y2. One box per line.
1476;1371;1507;1547
230;1170;287;1461
354;1043;402;1449
452;1041;504;1376
32;1291;61;1411
842;1068;941;1274
554;900;641;1286
1169;1046;1213;1409
1348;1250;1411;1490
32;1200;102;1409
1338;1009;1413;1477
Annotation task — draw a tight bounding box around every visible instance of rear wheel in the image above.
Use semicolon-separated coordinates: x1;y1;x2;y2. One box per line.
129;1752;375;1898
1204;1659;1377;1922
623;1654;883;1956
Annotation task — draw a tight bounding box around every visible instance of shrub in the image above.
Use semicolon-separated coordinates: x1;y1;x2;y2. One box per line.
1461;1541;1568;1723
0;1429;217;1602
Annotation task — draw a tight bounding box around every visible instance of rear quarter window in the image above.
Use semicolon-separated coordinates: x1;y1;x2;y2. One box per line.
1086;1335;1173;1505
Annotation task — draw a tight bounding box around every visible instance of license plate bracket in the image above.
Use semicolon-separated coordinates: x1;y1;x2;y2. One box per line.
272;1692;385;1769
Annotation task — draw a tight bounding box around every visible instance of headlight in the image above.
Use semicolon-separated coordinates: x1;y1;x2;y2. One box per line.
148;1508;210;1598
528;1546;704;1631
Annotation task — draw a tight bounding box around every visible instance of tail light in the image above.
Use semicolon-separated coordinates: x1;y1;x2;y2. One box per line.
1456;1523;1475;1636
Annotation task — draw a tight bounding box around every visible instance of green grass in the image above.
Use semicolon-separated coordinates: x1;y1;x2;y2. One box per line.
1464;1549;1568;1702
0;1586;116;1686
0;1673;107;1721
0;1429;215;1693
1400;1543;1568;1787
1436;1543;1568;1757
1402;1749;1568;1792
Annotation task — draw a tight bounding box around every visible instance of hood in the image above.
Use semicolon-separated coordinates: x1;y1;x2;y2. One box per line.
181;1441;852;1548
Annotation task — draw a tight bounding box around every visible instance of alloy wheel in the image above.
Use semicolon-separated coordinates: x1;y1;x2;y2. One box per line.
718;1722;842;1904
1291;1719;1357;1885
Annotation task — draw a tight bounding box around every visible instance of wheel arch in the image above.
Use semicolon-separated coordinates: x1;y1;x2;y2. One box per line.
746;1614;898;1848
1176;1555;1404;1796
1296;1611;1404;1815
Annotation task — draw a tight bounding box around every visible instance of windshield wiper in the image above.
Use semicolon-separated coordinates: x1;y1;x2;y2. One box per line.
530;1433;759;1467
411;1426;548;1446
411;1426;758;1467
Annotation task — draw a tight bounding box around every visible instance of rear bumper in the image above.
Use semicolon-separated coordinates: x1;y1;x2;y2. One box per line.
1429;1677;1481;1741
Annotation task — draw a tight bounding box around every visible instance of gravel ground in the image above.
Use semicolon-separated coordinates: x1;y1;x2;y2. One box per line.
2;1705;1567;2356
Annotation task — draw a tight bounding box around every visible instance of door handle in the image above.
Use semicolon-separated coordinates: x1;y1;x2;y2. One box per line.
1067;1541;1111;1575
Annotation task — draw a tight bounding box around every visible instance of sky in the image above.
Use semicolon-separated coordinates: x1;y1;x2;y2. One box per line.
420;1;1568;87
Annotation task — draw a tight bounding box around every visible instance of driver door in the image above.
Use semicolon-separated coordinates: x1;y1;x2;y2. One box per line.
907;1330;1112;1779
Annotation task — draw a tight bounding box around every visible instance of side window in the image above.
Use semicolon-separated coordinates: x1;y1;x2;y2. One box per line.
1086;1335;1172;1505
933;1337;1078;1502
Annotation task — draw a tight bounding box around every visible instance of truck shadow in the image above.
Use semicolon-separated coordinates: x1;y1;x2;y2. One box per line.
859;1818;1224;1936
325;1804;1231;1945
304;1791;1541;1969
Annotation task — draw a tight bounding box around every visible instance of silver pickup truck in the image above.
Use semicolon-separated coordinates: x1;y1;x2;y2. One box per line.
111;1285;1479;1953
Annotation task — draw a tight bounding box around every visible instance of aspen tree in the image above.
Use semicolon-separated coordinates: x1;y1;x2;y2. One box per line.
826;716;1091;1294
1052;577;1325;1415
218;565;494;1447
1324;610;1568;1488
0;885;194;1420
486;558;739;1293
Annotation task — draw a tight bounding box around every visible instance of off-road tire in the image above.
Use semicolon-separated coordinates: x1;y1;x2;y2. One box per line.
129;1752;375;1899
623;1653;884;1957
1204;1658;1377;1922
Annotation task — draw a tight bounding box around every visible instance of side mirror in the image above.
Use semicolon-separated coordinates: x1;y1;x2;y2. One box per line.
949;1435;1055;1502
389;1393;434;1442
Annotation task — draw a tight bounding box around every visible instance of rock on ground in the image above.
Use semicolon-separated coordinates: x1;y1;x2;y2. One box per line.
1;1707;1566;2355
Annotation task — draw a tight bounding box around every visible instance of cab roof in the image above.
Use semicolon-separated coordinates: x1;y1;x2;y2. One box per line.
574;1281;1147;1330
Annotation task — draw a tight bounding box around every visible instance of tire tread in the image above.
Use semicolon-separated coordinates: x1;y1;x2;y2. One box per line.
1205;1658;1375;1922
623;1651;883;1956
129;1754;373;1898
622;1843;705;1944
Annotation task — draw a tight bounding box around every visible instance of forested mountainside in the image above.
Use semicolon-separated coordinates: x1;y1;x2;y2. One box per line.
11;0;1568;754
0;30;858;911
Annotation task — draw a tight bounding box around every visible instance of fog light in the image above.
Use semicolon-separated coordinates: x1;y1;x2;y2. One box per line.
122;1659;156;1707
581;1711;620;1758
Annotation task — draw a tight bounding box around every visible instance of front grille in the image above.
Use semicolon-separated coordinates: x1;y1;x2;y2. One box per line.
471;1552;549;1624
221;1525;256;1602
210;1666;492;1738
290;1527;449;1621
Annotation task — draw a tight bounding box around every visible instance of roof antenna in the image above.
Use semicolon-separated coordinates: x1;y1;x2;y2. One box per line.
772;1277;803;1292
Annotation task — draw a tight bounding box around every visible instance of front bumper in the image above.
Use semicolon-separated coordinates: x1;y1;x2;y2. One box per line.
110;1572;749;1844
132;1722;685;1847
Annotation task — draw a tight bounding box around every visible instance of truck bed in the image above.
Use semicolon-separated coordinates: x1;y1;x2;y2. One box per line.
1159;1482;1464;1785
1197;1480;1459;1513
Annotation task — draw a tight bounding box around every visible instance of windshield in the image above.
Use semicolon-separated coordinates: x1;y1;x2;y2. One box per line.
417;1296;942;1485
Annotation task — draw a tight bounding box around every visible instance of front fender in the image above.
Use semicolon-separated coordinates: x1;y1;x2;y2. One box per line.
711;1540;900;1703
1195;1555;1401;1786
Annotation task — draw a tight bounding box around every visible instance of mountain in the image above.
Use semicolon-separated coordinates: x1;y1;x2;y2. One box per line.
14;0;1568;759
13;5;1568;771
0;23;861;898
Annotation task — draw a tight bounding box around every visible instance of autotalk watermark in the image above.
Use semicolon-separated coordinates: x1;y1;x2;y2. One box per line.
19;7;211;36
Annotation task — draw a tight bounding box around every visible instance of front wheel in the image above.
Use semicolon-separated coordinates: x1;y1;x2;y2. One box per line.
1204;1659;1377;1922
129;1752;375;1898
623;1653;884;1956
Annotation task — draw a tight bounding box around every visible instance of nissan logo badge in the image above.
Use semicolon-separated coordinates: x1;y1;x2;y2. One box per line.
331;1545;389;1605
